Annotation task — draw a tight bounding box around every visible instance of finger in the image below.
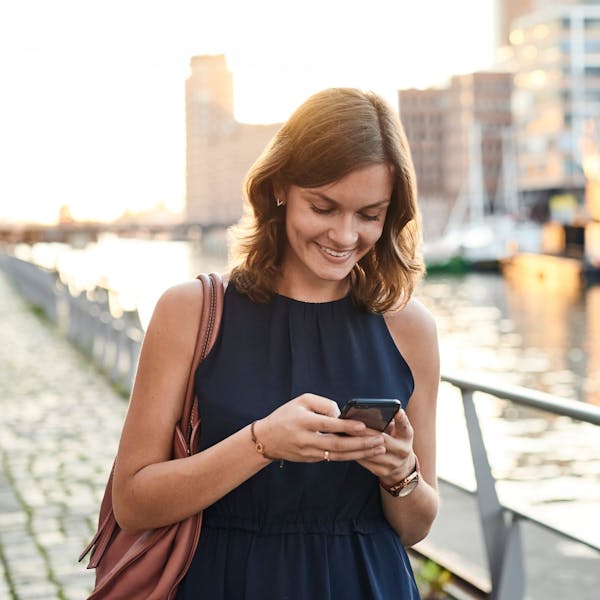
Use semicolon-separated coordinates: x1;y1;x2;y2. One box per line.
301;394;340;418
396;408;409;426
324;431;385;452
321;445;387;464
357;454;392;474
315;415;367;435
389;409;413;440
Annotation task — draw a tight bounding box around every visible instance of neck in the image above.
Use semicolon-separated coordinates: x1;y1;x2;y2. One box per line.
275;274;350;303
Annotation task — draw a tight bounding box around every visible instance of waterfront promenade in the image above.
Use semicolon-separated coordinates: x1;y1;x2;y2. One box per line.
0;271;125;599
1;268;599;599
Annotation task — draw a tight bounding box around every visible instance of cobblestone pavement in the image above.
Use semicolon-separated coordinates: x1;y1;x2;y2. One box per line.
0;271;126;599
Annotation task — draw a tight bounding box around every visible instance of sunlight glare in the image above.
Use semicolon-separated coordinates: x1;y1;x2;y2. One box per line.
0;0;495;223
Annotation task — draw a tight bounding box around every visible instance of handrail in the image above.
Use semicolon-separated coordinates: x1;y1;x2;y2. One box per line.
442;372;600;426
439;373;599;600
0;253;143;393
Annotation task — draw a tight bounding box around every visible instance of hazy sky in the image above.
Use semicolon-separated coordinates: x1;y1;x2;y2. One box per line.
0;0;497;223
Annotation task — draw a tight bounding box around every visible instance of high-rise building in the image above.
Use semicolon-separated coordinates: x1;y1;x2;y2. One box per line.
510;2;600;209
496;0;582;47
399;71;513;230
185;55;281;225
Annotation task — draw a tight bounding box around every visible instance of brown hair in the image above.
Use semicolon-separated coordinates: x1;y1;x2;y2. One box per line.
229;87;424;313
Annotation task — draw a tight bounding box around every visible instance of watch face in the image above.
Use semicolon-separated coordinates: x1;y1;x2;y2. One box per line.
396;477;419;497
379;458;420;497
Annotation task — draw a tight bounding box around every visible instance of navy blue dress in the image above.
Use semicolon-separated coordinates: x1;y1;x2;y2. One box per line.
177;284;419;599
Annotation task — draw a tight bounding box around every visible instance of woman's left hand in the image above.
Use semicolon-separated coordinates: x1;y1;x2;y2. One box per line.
356;409;417;484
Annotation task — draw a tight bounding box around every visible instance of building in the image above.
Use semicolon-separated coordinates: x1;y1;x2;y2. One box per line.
397;88;446;200
185;55;281;226
510;2;600;213
446;72;513;214
399;71;513;231
496;0;582;47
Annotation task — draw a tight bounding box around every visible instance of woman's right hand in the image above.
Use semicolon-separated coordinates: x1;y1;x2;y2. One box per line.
253;393;386;463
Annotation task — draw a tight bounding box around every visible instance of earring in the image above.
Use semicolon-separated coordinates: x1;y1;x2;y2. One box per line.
276;197;284;207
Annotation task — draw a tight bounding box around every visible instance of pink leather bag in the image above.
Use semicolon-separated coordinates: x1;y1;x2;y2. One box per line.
79;273;224;599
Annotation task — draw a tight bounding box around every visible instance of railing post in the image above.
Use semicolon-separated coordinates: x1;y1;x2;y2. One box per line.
497;514;524;600
461;388;525;599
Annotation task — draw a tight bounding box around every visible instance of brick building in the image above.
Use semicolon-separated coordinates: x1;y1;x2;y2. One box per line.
185;55;281;225
399;71;513;227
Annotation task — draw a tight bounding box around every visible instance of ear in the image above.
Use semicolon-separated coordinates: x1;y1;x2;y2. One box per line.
272;180;287;204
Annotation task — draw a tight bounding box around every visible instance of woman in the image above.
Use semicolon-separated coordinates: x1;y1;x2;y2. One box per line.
112;87;440;599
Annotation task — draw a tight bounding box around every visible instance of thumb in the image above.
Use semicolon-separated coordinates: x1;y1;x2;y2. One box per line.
385;417;397;436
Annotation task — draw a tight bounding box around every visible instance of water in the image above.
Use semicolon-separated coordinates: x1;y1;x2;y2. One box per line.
14;235;600;547
16;234;227;328
421;272;600;406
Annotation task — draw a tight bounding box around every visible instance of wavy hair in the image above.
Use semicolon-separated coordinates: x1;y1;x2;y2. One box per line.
229;87;424;313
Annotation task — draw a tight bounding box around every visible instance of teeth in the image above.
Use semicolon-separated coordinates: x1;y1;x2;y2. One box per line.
320;246;351;258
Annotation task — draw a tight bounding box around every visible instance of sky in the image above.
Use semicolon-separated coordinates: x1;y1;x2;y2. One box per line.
0;0;497;224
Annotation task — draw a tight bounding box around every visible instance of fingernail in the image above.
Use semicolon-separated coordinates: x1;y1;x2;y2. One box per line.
374;446;386;455
353;422;366;432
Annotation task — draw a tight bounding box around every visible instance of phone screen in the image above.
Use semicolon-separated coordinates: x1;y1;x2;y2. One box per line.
339;398;401;432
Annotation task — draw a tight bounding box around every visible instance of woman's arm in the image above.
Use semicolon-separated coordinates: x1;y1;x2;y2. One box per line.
111;281;272;532
359;298;440;546
112;282;387;533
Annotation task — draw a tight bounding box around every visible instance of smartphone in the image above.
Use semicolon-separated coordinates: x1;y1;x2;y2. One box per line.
339;398;401;432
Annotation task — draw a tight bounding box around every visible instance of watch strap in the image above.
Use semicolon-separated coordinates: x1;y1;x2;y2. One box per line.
379;455;420;497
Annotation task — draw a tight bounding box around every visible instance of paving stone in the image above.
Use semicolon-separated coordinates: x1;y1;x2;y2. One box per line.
10;580;60;599
3;541;46;565
63;582;95;600
60;518;94;543
35;531;67;548
0;557;11;600
18;490;47;509
0;271;124;600
0;510;27;532
30;513;61;534
0;582;11;600
0;529;37;550
7;561;49;581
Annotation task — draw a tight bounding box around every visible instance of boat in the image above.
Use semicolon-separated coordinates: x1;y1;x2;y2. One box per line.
423;123;542;274
424;214;542;273
501;219;600;287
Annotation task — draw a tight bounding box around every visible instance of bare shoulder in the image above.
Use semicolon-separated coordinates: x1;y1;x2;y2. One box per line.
145;279;205;351
383;297;439;382
383;297;437;345
156;279;204;314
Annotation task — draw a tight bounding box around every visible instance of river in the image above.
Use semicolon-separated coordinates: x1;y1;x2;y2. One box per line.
14;235;600;547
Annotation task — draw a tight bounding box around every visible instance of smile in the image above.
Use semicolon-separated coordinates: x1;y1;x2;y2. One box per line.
317;244;354;258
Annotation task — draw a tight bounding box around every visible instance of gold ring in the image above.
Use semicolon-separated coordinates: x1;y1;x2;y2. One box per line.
323;450;330;462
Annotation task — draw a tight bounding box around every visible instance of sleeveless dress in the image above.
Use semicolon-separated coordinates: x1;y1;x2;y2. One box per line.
177;284;420;599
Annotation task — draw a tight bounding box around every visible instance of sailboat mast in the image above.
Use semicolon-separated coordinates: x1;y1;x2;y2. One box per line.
468;121;485;224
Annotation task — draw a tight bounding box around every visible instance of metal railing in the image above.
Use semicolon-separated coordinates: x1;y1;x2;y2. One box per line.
0;253;143;393
439;373;600;600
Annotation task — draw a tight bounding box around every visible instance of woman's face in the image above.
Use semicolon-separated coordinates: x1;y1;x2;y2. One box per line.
278;163;393;300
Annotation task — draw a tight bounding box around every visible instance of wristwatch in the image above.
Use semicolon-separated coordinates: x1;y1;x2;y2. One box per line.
379;455;420;497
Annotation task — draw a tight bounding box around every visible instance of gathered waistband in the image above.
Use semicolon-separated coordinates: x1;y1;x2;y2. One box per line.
202;514;390;535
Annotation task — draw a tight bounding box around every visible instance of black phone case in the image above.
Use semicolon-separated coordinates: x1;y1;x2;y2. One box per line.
340;398;401;431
